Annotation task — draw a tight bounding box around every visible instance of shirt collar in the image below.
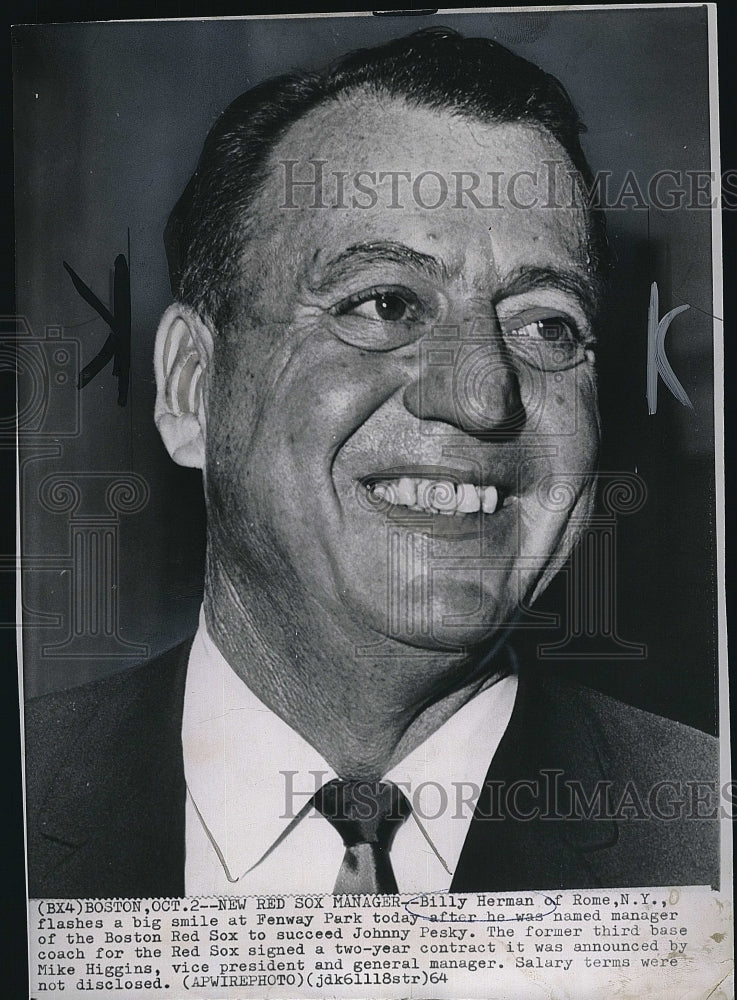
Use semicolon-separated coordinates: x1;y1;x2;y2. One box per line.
183;607;517;882
182;608;337;880
385;666;517;878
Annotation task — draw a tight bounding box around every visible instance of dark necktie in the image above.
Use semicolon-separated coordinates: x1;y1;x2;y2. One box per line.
313;779;412;893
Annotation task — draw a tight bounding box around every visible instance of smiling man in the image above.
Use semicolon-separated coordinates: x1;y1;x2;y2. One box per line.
26;28;718;898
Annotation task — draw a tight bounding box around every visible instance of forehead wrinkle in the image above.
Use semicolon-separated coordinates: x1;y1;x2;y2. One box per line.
307;240;449;295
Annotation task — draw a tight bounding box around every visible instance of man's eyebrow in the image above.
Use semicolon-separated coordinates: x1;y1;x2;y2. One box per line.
492;266;602;321
309;241;447;292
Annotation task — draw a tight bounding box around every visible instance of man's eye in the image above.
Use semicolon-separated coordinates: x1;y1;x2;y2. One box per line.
328;286;428;351
332;287;420;323
504;315;592;371
510;317;575;342
364;292;409;321
537;318;571;342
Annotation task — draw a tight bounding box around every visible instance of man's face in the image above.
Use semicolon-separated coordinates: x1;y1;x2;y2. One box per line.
203;95;599;652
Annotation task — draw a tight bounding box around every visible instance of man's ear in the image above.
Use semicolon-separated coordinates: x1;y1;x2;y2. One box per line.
154;304;215;469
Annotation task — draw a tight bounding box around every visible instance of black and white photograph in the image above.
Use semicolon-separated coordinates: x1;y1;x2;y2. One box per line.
12;4;732;997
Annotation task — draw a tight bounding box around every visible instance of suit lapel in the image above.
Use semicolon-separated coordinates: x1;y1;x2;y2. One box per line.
34;646;625;896
451;668;618;892
35;640;192;898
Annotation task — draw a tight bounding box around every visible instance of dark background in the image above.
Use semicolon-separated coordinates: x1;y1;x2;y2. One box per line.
13;5;721;736
3;5;735;999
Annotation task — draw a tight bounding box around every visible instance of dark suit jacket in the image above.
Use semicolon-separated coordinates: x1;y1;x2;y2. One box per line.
25;641;720;898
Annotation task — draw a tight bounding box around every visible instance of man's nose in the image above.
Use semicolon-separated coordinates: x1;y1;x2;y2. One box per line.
402;322;525;437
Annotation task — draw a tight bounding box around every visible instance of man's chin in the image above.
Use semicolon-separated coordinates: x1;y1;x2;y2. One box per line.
349;585;521;657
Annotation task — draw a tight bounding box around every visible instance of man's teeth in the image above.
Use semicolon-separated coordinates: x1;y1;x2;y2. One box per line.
370;477;499;515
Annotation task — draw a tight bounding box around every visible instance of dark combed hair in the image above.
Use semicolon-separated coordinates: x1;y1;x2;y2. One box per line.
165;27;608;331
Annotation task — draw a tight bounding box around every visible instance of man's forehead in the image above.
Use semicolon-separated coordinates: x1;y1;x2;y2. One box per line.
247;92;591;290
265;93;559;170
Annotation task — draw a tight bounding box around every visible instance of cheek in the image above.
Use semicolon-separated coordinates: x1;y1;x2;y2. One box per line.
523;366;599;523
256;335;406;455
536;364;600;463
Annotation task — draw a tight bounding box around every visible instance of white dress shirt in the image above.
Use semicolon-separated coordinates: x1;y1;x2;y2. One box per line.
182;608;518;896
